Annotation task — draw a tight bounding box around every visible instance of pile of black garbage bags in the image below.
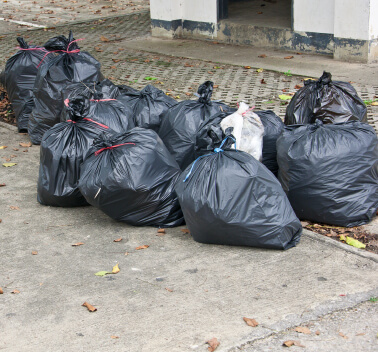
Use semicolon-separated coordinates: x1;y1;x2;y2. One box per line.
1;30;377;250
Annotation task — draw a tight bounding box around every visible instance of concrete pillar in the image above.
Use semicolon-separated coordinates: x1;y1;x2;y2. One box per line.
150;0;218;39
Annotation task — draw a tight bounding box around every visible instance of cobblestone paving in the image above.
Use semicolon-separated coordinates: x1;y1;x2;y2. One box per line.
1;11;377;131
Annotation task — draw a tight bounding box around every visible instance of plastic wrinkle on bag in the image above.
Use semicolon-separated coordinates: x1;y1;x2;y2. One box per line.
78;128;184;227
37;97;113;207
1;37;50;132
61;80;135;133
176;136;302;249
277;120;378;227
117;84;176;132
285;71;367;125
28;31;103;144
255;110;284;176
158;81;233;170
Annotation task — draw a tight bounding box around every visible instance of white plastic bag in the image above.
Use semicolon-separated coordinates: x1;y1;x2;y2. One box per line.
220;102;264;161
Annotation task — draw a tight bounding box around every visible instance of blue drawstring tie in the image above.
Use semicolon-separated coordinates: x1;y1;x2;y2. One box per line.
183;136;236;182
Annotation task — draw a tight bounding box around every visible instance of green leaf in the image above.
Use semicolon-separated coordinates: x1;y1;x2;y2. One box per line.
284;70;292;76
369;297;377;302
345;236;366;249
144;76;158;81
2;163;17;167
95;271;111;277
279;94;292;101
263;101;274;104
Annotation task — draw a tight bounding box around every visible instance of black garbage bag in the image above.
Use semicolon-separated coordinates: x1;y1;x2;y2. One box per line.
175;136;302;249
285;71;367;125
28;31;103;144
78;128;184;227
256;110;284;176
158;81;233;170
277;120;378;227
37;97;114;207
1;37;51;132
61;81;135;133
117;84;139;95
117;84;176;131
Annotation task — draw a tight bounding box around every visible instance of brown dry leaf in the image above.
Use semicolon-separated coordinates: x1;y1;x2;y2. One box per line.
213;85;219;88
284;56;294;59
11;289;20;294
112;59;121;63
181;229;190;234
339;332;348;339
0;219;2;223
206;337;220;351
184;63;193;67
113;237;122;242
260;79;266;84
0;287;3;294
283;340;305;347
100;35;109;42
13;148;19;151
19;142;32;147
244;66;251;69
124;252;129;255
0;183;5;187
258;54;267;58
294;85;303;89
72;242;84;246
315;330;320;335
243;317;259;327
111;335;119;339
355;332;365;336
185;92;192;96
296;52;302;55
157;229;166;234
282;89;287;92
257;11;263;14
208;71;214;74
112;263;120;274
295;326;311;334
110;65;116;69
10;206;20;210
135;245;149;250
0;146;7;149
82;301;97;312
300;221;309;227
95;47;103;52
165;287;173;292
31;251;38;255
23;150;28;153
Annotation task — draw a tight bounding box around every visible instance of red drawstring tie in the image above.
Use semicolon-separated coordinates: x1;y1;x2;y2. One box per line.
17;47;48;52
64;98;70;107
242;106;255;116
83;118;109;129
95;143;135;156
90;99;117;103
37;38;84;68
67;120;76;123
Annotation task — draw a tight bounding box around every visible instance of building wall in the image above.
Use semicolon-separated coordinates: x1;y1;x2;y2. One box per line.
293;0;335;34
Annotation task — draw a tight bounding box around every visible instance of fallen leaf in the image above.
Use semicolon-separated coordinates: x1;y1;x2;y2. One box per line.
371;101;378;106
23;150;28;153
10;206;20;210
165;287;173;292
294;85;303;89
3;163;17;167
0;287;3;294
95;271;111;276
112;59;121;63
112;263;120;274
72;242;84;246
295;326;311;334
0;183;5;187
100;35;109;42
111;335;119;339
12;148;19;151
296;52;302;55
0;146;7;149
113;237;122;242
339;332;348;339
356;332;365;336
260;79;266;84
244;66;251;69
206;337;220;351
257;11;263;14
208;71;214;74
0;219;2;223
256;68;264;73
258;54;267;58
181;229;190;234
110;65;116;69
340;236;366;249
283;340;305;347
19;142;31;147
243;317;259;327
284;56;294;59
11;289;20;294
279;94;292;101
135;245;149;250
157;228;166;234
185;92;192;96
31;251;38;255
315;331;320;335
124;252;129;255
82;301;97;312
300;221;309;227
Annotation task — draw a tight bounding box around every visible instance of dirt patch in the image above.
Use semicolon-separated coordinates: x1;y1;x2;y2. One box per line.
303;221;378;254
0;87;16;127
